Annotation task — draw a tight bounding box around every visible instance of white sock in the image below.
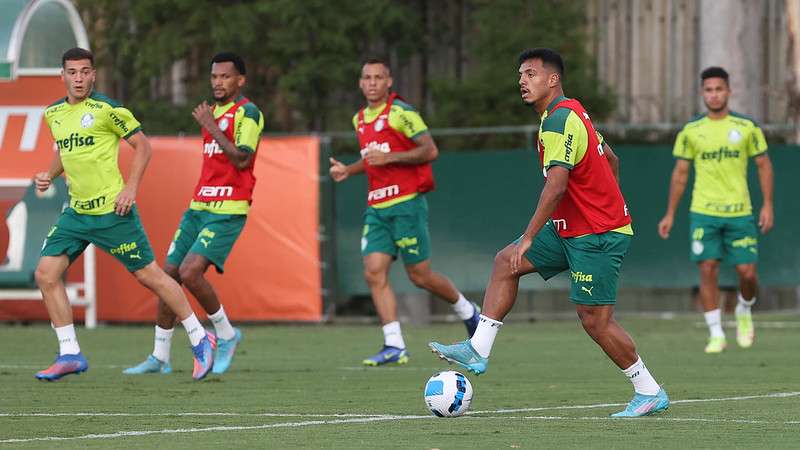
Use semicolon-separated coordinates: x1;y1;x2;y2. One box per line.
469;315;502;358
181;313;205;346
54;324;80;355
736;292;756;315
452;294;475;320
704;308;725;338
152;326;173;363
382;321;405;349
622;356;660;395
208;305;236;340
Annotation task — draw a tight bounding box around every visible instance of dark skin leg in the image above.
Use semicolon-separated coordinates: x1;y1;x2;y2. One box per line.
156;253;221;329
482;243;637;369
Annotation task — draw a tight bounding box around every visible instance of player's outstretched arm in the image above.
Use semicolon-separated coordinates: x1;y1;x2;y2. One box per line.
34;152;65;192
511;166;569;274
657;159;690;239
192;101;253;170
363;133;438;167
603;143;620;182
116;131;152;216
754;153;774;233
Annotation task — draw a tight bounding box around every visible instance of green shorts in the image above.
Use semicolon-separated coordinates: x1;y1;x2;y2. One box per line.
166;209;247;273
520;221;631;306
689;212;758;265
361;195;430;265
41;206;154;272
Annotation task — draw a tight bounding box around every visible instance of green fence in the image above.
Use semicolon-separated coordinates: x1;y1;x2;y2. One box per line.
332;145;799;297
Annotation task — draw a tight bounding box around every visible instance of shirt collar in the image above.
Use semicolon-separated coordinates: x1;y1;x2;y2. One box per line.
542;95;568;119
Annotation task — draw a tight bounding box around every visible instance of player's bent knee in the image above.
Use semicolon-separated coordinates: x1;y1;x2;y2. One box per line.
364;268;387;287
576;307;610;334
178;264;204;286
133;262;164;288
737;266;758;285
34;266;60;289
492;247;515;277
698;261;719;277
407;271;429;289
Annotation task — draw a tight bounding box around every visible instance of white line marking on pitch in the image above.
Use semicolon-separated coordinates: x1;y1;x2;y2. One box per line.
495;416;800;425
0;415;431;444
469;391;800;414
0;412;383;418
1;391;798;443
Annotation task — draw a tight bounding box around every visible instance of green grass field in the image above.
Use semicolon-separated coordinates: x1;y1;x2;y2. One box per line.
1;314;799;448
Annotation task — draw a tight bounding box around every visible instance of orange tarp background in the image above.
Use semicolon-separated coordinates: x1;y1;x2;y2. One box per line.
1;77;322;322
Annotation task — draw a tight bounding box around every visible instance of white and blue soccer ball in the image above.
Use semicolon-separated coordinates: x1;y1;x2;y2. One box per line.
424;370;473;417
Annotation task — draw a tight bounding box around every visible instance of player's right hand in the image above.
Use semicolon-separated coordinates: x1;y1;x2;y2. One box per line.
33;172;51;192
657;215;673;239
329;157;348;182
511;234;533;274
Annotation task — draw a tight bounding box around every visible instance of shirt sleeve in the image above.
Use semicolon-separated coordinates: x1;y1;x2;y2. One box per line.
106;106;142;139
747;125;768;157
540;111;586;170
672;128;694;160
234;104;264;153
395;108;429;139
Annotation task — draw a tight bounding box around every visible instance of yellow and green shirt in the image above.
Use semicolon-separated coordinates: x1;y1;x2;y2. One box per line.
673;112;768;217
44;92;142;215
189;97;264;215
538;96;633;235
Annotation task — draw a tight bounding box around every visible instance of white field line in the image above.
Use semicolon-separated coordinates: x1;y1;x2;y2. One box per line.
0;412;383;418
0;415;431;444
495;416;800;425
469;391;800;414
693;321;800;329
3;391;799;419
1;391;798;444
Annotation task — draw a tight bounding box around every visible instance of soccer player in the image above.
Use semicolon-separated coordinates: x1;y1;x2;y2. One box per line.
34;48;214;381
329;59;480;366
658;67;773;353
429;48;669;417
124;52;263;375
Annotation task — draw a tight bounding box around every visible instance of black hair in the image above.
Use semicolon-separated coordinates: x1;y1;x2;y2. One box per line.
62;47;94;67
518;48;564;77
212;52;246;75
701;66;729;85
363;58;391;75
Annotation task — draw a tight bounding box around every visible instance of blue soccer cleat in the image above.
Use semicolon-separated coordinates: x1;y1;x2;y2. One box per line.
611;388;670;417
362;346;409;366
191;333;215;380
122;354;172;375
212;328;242;374
429;340;488;375
35;353;89;381
463;302;481;337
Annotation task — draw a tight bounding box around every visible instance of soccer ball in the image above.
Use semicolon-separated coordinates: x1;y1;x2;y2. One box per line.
423;370;473;417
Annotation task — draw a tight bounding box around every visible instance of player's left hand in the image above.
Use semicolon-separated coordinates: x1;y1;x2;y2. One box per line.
758;204;774;234
511;234;533;274
363;148;390;166
192;101;216;130
115;185;136;216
